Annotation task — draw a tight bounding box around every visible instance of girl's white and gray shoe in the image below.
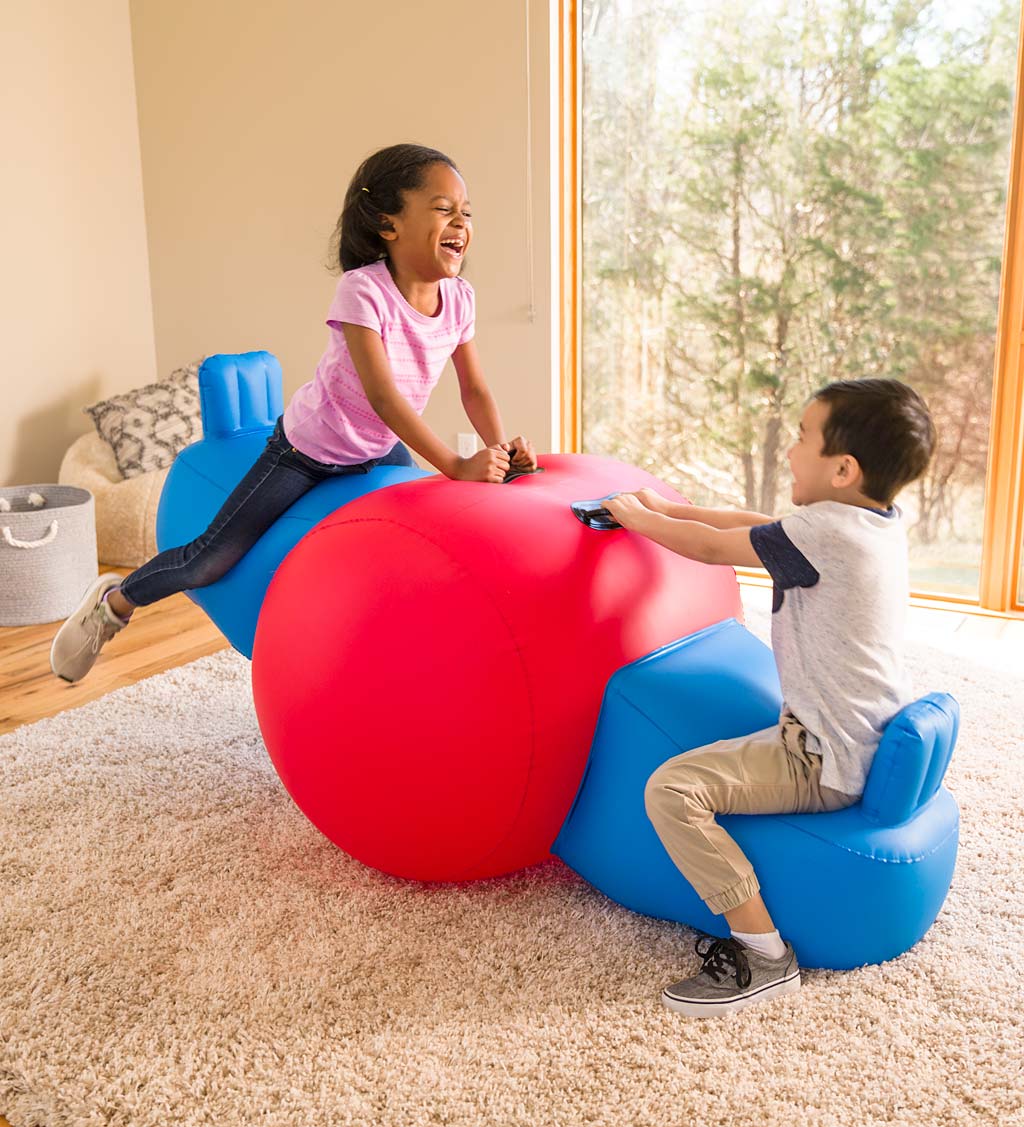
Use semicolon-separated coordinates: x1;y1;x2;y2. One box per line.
49;573;129;683
662;935;801;1017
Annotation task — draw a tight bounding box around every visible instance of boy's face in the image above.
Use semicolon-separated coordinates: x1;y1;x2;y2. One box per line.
787;398;845;506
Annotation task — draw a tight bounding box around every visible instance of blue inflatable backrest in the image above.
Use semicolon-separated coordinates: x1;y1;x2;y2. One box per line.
199;351;284;437
860;692;960;827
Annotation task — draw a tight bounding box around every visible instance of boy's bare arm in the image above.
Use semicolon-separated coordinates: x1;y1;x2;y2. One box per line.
603;493;765;568
665;503;774;529
631;488;774;529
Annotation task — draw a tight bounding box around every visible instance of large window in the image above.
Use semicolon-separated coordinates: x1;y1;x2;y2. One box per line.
574;0;1023;605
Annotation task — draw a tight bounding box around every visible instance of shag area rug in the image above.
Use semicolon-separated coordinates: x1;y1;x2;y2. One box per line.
1;599;1022;1127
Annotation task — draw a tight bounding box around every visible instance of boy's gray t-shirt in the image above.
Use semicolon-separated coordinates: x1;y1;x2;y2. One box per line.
749;500;912;796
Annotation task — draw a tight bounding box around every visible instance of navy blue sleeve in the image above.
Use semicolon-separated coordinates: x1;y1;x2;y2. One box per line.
749;521;819;612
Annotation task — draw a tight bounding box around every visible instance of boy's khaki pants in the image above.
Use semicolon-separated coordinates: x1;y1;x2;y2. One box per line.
644;713;857;915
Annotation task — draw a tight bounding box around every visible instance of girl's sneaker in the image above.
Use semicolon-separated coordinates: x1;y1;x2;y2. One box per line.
661;935;801;1017
49;573;129;683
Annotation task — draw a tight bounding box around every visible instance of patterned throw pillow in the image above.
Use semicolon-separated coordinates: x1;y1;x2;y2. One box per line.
83;359;205;480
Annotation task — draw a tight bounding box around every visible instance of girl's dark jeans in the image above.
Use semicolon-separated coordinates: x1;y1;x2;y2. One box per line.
119;418;414;607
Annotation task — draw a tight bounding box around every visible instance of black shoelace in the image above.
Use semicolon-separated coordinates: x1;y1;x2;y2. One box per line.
694;935;752;989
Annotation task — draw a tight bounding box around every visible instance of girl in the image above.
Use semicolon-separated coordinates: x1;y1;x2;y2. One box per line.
51;143;537;683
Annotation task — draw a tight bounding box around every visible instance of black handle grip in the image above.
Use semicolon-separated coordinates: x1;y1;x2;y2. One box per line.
570;495;622;530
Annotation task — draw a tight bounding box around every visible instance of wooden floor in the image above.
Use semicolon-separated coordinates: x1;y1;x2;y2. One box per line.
0;570;228;736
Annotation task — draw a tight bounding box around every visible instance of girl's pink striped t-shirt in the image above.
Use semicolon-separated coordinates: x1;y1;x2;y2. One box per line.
283;259;475;464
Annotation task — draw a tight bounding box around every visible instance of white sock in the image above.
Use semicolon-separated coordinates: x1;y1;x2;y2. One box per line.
732;928;786;960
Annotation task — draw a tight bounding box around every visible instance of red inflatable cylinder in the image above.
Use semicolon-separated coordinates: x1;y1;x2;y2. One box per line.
251;454;741;881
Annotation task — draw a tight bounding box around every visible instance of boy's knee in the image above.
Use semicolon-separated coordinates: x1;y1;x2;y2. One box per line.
645;765;704;825
644;768;666;817
643;775;668;825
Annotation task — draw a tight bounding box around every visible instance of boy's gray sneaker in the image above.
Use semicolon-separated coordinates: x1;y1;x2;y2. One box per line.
662;934;801;1017
49;573;128;683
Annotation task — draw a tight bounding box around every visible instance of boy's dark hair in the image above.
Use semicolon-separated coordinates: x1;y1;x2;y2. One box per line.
812;378;936;504
331;143;458;272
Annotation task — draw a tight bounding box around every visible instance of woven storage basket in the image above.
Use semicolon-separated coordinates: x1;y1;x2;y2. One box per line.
0;484;97;625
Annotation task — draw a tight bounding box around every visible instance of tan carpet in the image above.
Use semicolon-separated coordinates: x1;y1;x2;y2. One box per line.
1;601;1022;1127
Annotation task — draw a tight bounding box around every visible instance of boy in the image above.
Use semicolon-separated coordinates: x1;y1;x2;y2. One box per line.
603;378;936;1017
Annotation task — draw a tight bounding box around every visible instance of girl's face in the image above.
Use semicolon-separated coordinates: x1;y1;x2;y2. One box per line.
380;163;472;281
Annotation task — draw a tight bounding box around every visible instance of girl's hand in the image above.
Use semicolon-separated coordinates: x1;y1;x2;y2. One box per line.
503;436;537;470
450;445;511;483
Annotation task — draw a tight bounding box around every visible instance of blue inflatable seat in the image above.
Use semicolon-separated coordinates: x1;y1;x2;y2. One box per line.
552;618;960;969
156;352;428;656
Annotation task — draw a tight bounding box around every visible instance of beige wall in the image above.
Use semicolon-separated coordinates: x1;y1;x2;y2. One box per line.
129;0;556;462
1;1;157;486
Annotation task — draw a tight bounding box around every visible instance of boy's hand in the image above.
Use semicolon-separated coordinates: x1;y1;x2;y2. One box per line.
450;446;511;483
603;492;653;531
632;487;671;514
503;436;537;470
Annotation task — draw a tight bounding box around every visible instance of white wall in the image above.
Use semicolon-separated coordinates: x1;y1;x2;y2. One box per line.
0;0;157;486
129;0;556;461
1;1;557;487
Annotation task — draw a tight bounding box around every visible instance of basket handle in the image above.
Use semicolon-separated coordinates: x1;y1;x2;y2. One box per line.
2;520;58;549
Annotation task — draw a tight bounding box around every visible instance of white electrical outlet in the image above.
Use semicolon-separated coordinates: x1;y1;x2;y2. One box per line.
457;433;478;458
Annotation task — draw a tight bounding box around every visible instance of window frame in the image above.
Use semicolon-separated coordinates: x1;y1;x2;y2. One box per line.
560;2;1024;614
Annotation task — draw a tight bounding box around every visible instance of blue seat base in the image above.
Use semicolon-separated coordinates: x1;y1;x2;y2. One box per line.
157;428;428;657
553;619;959;969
